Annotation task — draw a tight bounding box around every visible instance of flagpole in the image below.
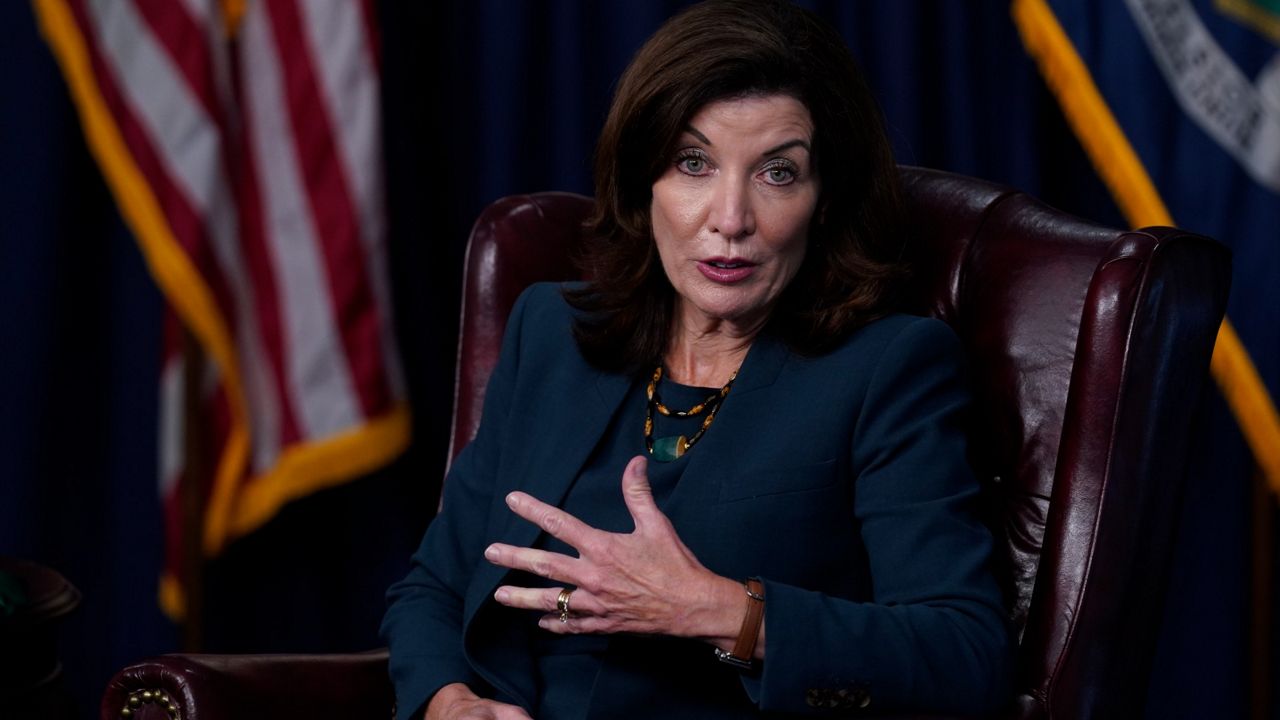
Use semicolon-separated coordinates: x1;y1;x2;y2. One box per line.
180;326;209;652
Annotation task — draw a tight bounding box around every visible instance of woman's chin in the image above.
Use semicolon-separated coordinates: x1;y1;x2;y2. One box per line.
679;296;773;332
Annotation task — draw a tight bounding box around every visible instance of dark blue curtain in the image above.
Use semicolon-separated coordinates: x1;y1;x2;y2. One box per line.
0;1;174;715
0;1;1244;717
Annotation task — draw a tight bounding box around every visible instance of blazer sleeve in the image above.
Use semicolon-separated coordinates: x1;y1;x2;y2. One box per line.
379;288;533;720
752;318;1012;715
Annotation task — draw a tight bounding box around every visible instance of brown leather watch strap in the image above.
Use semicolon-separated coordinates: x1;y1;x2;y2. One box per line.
714;578;765;669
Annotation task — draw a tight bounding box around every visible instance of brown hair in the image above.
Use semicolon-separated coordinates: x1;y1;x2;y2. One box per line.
566;0;906;372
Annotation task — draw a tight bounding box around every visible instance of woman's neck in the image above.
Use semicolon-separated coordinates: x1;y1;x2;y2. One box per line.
662;309;760;387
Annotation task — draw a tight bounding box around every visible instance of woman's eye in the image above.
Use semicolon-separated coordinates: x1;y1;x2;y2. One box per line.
676;155;708;175
763;164;796;185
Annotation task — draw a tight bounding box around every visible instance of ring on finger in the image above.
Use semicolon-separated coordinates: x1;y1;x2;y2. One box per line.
556;588;574;623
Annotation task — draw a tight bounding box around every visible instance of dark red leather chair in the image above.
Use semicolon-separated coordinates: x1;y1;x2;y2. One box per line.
100;167;1230;720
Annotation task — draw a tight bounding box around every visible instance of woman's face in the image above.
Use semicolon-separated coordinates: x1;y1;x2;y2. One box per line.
650;94;820;335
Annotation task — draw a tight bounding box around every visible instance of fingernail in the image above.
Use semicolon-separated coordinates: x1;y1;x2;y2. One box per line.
506;493;518;507
484;545;498;560
494;588;509;602
537;618;549;630
633;457;647;476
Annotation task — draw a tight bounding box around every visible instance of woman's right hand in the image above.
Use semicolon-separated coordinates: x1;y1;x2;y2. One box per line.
424;683;532;720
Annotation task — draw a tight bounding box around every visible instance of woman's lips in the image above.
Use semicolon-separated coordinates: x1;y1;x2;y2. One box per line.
696;258;756;283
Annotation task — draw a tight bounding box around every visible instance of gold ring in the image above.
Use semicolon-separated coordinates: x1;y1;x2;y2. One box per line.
556;588;573;623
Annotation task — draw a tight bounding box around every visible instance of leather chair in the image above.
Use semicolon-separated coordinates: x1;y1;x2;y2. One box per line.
100;167;1230;720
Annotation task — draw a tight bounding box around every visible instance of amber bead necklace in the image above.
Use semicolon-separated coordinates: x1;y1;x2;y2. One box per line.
643;365;738;462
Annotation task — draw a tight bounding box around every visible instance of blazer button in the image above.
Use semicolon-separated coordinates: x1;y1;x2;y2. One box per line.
806;685;870;711
855;688;871;708
833;688;852;709
805;688;834;708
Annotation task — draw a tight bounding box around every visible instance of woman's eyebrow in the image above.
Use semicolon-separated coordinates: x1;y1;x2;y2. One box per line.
761;139;811;156
684;126;712;145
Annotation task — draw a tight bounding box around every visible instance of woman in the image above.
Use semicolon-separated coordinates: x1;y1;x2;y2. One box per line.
383;1;1011;718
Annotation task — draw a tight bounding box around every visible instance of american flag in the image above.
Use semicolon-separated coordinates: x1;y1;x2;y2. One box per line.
33;0;409;618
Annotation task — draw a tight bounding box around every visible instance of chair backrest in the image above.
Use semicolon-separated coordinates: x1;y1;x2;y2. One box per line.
449;167;1230;719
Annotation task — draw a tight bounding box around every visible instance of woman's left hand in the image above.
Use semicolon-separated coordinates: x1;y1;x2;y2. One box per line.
485;455;743;641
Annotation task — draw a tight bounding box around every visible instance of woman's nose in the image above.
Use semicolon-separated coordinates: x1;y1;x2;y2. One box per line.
707;176;755;240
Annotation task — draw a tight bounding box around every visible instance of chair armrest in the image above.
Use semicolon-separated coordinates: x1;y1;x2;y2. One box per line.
96;647;997;720
100;649;392;720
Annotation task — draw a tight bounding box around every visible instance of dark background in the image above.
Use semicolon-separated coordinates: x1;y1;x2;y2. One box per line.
0;1;1254;718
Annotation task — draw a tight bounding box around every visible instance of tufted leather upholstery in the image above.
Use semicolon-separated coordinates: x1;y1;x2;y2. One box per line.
100;167;1229;719
99;651;392;720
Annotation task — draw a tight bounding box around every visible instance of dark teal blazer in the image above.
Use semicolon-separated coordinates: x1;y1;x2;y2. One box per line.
382;283;1011;719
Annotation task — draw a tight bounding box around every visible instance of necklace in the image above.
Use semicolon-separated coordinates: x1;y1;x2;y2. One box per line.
644;365;738;462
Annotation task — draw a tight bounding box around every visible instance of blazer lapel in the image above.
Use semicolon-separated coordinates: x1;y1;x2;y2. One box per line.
460;364;634;710
505;368;636;544
463;366;634;624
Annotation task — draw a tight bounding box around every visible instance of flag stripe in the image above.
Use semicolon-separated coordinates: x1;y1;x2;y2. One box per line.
88;0;288;472
229;74;304;452
299;0;383;307
131;0;304;452
88;0;223;225
175;0;210;27
265;0;392;418
159;359;184;497
69;0;239;329
82;0;229;289
298;0;405;400
243;0;364;438
131;0;222;124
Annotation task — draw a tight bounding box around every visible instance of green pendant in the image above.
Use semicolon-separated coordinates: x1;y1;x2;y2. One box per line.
651;435;688;462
